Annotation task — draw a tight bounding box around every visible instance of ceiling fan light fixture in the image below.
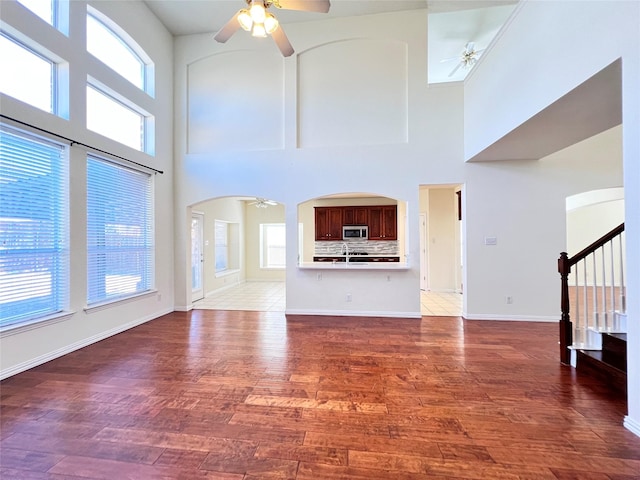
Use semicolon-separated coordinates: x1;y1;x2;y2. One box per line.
249;1;266;23
251;22;267;37
264;13;279;34
237;9;252;31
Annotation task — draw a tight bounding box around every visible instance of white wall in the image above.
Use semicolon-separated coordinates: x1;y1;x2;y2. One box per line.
0;0;174;378
464;0;640;436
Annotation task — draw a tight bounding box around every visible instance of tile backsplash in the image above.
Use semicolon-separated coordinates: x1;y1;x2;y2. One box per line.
314;240;398;255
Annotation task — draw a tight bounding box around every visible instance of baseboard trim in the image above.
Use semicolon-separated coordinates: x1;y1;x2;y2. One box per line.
285;309;422;319
174;304;193;312
624;415;640;438
463;313;557;323
0;308;173;380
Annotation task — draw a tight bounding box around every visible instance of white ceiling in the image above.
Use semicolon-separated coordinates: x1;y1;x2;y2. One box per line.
144;0;517;82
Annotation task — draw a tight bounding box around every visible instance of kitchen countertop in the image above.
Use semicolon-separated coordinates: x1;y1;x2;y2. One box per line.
298;261;410;270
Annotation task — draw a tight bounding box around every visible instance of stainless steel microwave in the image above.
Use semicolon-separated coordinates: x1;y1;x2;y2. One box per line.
343;226;368;240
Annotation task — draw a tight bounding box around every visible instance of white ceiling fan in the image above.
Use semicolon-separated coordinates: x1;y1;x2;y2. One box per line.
214;0;331;57
441;42;485;78
248;197;278;208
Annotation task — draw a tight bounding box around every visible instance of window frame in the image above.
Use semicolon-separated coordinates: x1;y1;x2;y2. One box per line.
86;6;154;95
260;223;286;269
0;31;57;114
214;220;229;274
86;81;150;152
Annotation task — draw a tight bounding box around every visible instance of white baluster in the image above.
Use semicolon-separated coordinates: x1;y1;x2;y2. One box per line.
601;245;608;331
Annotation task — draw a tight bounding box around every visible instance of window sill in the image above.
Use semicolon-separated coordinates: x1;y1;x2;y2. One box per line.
0;310;76;338
260;267;285;270
84;289;158;314
215;269;240;279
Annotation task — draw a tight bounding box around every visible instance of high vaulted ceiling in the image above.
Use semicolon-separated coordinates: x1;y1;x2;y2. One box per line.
144;0;517;82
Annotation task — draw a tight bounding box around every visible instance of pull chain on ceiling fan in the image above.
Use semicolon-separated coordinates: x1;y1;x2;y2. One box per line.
214;0;331;57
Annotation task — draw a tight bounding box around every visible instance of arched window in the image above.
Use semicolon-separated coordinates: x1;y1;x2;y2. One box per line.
86;7;153;94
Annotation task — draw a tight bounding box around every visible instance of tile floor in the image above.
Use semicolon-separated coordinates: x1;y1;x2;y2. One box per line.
192;281;286;312
193;281;462;317
419;290;463;316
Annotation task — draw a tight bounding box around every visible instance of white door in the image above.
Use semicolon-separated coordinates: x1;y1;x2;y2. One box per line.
419;213;428;290
191;212;204;302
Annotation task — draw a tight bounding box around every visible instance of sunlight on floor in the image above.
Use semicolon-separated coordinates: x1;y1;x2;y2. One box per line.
193;282;462;317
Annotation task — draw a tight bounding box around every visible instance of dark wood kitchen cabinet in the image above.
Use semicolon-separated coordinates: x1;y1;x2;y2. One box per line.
368;205;397;240
343;207;368;226
314;207;343;240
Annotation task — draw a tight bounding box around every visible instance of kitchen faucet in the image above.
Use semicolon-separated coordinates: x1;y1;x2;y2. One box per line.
341;242;349;262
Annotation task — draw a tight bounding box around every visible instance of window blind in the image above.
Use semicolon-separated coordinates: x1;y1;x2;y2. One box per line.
214;220;228;272
87;156;153;305
0;125;68;328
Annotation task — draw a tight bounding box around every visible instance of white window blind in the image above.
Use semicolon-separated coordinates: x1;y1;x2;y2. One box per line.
0;125;68;328
214;220;228;272
87;156;153;305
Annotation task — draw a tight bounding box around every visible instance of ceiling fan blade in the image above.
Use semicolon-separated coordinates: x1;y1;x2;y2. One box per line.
276;0;330;13
272;26;294;57
440;56;459;63
465;42;475;54
448;61;463;77
214;11;241;43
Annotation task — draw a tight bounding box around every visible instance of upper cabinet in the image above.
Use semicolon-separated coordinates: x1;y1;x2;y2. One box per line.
315;205;397;241
343;207;368;225
315;207;343;240
368;205;397;240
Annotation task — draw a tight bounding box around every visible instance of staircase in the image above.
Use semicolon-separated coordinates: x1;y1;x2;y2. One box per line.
558;223;628;394
576;332;627;394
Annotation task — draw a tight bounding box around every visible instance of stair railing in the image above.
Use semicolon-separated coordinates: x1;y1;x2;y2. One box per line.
558;223;625;364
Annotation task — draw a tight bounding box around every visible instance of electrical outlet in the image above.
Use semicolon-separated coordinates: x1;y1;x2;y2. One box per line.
157;294;162;301
386;275;391;282
506;296;513;304
317;273;322;281
346;293;352;302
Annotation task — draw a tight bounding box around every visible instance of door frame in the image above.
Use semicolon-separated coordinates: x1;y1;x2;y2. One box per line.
191;211;205;302
419;212;429;291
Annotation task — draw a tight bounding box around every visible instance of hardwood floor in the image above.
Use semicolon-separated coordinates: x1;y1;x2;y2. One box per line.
1;311;639;479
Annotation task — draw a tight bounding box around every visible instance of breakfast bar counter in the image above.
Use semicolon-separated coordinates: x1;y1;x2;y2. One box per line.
298;261;410;270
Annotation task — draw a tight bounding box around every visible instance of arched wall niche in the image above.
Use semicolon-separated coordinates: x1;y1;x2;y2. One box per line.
297;192;407;264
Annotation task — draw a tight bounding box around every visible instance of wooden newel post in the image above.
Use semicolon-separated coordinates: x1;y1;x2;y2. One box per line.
558;252;572;365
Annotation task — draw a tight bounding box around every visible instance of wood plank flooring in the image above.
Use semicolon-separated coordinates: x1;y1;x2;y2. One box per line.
1;310;639;479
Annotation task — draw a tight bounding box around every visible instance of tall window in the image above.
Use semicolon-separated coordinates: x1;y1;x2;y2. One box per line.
215;221;229;273
0;125;68;328
87;157;153;305
260;223;286;268
86;8;148;91
0;33;55;114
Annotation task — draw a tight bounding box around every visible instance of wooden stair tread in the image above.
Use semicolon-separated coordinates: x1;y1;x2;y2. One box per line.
576;349;627;396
